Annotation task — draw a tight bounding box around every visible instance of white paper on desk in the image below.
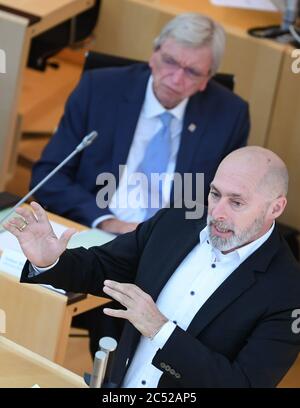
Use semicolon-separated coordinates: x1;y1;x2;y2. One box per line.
210;0;278;11
0;249;26;277
0;248;66;295
67;228;115;249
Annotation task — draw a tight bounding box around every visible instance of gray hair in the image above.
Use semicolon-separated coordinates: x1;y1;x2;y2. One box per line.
153;13;226;75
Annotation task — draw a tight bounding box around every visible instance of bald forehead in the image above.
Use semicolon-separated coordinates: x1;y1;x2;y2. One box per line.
224;147;280;171
217;147;288;197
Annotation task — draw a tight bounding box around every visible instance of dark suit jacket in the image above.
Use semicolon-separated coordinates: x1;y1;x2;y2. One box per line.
31;64;250;226
21;207;300;387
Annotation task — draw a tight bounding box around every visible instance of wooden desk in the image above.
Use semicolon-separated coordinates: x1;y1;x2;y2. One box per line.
130;0;281;28
93;0;283;146
0;0;95;190
266;46;300;230
0;335;87;388
0;208;111;365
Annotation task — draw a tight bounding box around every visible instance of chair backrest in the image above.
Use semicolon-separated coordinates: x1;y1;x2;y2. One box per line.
28;1;102;71
83;50;235;91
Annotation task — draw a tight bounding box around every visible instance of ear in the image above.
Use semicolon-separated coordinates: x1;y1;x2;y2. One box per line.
198;77;210;92
269;196;287;220
149;51;157;70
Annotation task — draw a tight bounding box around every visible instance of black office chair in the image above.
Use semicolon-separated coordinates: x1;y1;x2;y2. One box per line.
83;50;235;91
28;1;102;71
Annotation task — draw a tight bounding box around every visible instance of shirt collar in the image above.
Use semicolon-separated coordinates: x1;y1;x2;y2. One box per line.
200;222;275;264
142;75;188;121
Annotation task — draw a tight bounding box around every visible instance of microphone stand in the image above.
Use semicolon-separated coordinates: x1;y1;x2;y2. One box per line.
89;351;108;388
86;336;118;388
99;337;118;388
0;131;98;225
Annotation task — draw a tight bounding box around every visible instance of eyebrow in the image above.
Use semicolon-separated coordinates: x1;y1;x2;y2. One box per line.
161;52;204;74
210;183;245;199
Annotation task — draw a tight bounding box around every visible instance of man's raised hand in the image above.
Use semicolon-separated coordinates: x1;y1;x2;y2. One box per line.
3;202;76;267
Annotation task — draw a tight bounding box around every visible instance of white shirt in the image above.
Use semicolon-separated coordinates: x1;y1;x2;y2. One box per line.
122;223;275;388
92;76;188;226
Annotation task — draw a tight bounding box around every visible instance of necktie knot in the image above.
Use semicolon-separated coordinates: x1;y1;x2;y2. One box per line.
159;111;173;128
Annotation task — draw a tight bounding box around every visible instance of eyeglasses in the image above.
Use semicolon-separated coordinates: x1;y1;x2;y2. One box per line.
159;52;210;81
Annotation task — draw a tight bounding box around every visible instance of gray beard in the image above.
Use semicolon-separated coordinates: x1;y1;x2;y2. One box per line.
207;213;266;252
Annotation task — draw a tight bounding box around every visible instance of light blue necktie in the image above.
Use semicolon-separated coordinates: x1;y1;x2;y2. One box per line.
137;111;173;219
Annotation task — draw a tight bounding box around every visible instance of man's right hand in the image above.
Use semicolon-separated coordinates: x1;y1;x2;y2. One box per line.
98;218;139;234
3;202;76;267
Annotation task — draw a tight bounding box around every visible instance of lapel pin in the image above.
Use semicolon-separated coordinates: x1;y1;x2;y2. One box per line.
188;123;197;133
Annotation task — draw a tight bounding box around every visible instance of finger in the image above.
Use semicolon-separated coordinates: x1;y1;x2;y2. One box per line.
104;280;138;294
3;221;22;237
103;308;128;320
59;228;77;248
103;285;132;308
29;201;49;223
8;216;27;229
15;206;38;224
104;280;146;299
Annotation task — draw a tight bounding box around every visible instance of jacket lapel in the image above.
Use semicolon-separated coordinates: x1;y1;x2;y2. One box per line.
175;87;214;174
187;225;282;336
139;216;206;302
111;65;150;184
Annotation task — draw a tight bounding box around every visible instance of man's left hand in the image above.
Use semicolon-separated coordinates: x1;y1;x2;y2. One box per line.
103;280;168;338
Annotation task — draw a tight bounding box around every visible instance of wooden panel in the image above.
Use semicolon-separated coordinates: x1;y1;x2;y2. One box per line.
278;353;300;388
219;27;283;146
94;0;281;59
0;11;30;189
0;1;96;37
0;336;87;388
130;0;281;28
0;272;67;361
266;47;300;230
0;0;94;18
93;0;171;60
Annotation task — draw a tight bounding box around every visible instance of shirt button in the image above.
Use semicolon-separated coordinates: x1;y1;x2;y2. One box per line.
211;263;216;268
173;320;177;324
190;291;195;296
141;380;146;385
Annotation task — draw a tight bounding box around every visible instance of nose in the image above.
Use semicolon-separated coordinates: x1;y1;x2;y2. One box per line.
171;67;185;85
210;198;228;221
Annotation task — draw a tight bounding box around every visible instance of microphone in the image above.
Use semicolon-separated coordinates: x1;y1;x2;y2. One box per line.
0;130;98;225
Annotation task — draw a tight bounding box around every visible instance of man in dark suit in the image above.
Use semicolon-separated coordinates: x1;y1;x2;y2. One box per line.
30;13;249;235
6;146;300;387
